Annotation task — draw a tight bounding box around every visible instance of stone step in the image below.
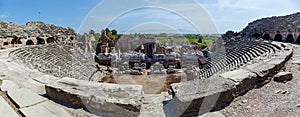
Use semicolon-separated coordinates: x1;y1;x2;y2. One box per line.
0;96;19;117
0;80;20;92
20;101;71;117
7;88;47;108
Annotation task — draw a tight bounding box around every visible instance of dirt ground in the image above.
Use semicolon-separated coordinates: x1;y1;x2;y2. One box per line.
100;73;186;94
220;45;300;117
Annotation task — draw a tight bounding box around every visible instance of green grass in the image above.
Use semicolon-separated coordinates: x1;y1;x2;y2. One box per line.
156;35;219;48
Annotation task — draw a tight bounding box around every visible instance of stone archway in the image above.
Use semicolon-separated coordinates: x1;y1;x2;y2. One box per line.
36;37;45;45
262;33;271;40
251;33;261;39
3;42;9;45
286;34;294;43
26;40;34;45
46;37;55;43
11;36;22;45
274;34;283;42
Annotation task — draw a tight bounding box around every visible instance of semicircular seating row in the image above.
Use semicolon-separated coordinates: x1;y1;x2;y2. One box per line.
197;39;282;79
8;45;101;81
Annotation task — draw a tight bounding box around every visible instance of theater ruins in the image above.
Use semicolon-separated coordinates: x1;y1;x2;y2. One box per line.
0;12;299;117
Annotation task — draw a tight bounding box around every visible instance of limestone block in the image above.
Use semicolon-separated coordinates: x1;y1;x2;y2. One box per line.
164;76;235;117
266;58;286;70
139;94;166;117
0;96;19;117
220;69;257;95
274;72;293;82
199;112;225;117
7;88;47;108
45;77;144;117
0;80;20;92
246;61;276;78
20;101;71;117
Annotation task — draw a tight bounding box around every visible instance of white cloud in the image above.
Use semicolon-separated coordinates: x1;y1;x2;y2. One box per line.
217;0;296;12
0;14;8;18
79;0;218;34
78;0;299;34
195;0;300;33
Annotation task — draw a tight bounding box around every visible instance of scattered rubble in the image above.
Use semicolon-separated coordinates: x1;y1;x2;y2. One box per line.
274;72;293;82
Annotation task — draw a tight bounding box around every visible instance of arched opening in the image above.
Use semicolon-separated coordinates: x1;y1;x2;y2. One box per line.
3;42;9;45
36;37;45;45
297;34;300;44
286;34;294;43
70;37;74;40
251;33;261;39
262;33;271;40
46;37;55;43
26;40;34;45
11;36;22;44
274;34;283;42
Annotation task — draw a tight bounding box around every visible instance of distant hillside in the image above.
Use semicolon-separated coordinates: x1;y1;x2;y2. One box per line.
0;21;76;38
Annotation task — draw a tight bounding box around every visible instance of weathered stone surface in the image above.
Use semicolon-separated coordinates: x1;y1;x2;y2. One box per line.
266;58;287;70
0;80;20;92
7;88;47;108
45;77;144;117
246;61;276;78
32;76;60;85
164;76;235;117
220;69;257;95
292;59;300;64
0;21;75;38
0;72;6;81
0;96;19;117
274;72;293;82
140;94;166;117
246;45;292;79
199;111;225;117
241;12;300;39
20;101;71;117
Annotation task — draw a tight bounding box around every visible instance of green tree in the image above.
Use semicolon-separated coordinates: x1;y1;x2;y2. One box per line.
89;29;95;35
105;28;110;34
111;29;117;35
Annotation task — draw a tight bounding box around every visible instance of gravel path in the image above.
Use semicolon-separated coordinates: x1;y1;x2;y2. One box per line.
220;44;300;117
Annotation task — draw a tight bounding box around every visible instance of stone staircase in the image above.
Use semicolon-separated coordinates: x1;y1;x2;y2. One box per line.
198;39;282;79
8;44;102;81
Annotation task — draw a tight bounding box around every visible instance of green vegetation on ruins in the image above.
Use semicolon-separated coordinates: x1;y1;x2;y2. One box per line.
154;34;219;48
91;28;220;49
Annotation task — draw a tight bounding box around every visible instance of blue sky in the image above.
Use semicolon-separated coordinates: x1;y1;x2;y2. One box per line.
0;0;299;34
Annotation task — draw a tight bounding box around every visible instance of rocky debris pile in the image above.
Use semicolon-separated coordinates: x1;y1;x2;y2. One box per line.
0;21;75;38
240;12;300;35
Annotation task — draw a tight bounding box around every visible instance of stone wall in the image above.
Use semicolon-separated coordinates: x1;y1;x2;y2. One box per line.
0;21;76;49
240;12;300;42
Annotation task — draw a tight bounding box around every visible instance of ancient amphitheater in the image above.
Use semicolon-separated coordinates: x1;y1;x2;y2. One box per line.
0;13;299;117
